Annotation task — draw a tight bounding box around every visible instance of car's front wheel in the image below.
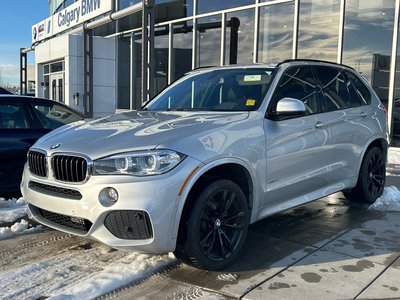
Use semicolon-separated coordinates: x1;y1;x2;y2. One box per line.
176;179;249;270
343;146;386;203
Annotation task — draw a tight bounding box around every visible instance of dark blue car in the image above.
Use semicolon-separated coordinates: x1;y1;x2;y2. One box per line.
0;95;84;197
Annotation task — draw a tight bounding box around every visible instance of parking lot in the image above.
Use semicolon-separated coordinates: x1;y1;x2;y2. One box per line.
111;177;400;300
1;178;399;299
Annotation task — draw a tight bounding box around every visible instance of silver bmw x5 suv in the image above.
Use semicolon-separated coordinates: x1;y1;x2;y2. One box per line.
22;60;387;270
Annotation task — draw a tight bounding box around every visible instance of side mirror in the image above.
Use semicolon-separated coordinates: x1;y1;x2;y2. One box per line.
272;97;307;119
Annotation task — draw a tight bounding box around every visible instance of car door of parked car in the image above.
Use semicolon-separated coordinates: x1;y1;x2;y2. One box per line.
0;99;51;195
313;66;376;184
264;65;332;205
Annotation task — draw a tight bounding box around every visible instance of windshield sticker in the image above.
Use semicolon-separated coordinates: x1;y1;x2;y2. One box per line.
244;75;262;82
246;99;256;106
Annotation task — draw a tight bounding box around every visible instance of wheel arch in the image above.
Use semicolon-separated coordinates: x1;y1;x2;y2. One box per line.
173;160;254;248
357;137;388;175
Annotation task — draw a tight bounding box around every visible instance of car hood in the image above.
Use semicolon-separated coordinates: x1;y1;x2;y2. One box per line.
34;110;249;159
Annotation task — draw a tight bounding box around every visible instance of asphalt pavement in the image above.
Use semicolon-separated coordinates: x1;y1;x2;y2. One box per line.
110;176;400;300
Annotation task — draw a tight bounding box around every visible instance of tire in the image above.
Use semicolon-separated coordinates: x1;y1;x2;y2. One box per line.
175;179;249;270
343;147;386;204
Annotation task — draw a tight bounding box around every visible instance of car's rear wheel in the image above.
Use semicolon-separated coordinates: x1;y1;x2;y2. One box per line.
175;179;249;270
343;147;385;204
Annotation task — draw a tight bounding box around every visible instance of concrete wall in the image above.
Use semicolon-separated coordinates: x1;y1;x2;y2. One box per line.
35;34;117;117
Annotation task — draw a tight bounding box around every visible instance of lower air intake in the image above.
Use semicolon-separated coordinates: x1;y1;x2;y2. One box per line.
104;210;153;240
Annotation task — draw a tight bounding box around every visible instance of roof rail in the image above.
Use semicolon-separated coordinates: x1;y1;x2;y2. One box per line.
276;59;355;71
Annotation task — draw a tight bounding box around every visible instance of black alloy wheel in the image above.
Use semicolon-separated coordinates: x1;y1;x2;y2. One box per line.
365;148;385;199
343;147;386;203
177;179;249;270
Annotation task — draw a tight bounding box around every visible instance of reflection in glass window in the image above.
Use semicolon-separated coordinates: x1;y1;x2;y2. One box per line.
117;36;131;109
197;16;222;68
258;3;294;63
314;66;361;110
298;0;340;62
274;66;325;114
173;21;193;80
345;71;371;105
155;26;169;95
33;103;82;129
391;17;400;146
225;9;255;65
118;0;141;10
155;0;193;21
119;11;142;32
0;104;29;129
197;0;254;15
342;0;395;105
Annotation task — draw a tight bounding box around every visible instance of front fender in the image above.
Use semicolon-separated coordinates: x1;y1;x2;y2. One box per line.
170;156;261;245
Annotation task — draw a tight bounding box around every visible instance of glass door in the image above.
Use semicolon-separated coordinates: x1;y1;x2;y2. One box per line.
49;73;64;103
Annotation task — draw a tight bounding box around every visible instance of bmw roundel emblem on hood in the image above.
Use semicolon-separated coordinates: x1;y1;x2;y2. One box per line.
50;143;61;150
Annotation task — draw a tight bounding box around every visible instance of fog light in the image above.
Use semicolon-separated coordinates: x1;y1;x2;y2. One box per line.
99;187;119;207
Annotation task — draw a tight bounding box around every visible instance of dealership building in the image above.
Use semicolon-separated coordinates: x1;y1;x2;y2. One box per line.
25;0;400;145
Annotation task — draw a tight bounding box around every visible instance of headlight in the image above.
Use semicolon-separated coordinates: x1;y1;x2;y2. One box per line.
93;150;186;176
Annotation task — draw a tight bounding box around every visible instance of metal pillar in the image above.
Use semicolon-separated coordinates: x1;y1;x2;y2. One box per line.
20;49;28;95
229;17;240;65
83;28;94;117
141;0;155;104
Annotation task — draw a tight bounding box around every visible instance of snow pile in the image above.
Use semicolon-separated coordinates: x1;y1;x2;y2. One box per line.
0;219;42;240
0;197;27;223
388;147;400;165
0;197;42;240
0;219;30;239
369;186;400;212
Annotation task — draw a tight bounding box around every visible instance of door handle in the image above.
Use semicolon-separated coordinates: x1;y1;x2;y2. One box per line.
314;121;327;129
360;112;369;118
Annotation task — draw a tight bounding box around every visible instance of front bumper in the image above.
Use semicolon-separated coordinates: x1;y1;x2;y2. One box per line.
21;157;201;253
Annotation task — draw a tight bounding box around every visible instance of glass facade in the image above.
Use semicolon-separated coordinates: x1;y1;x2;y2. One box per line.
81;0;400;145
173;21;193;80
225;9;255;65
258;2;294;63
298;0;340;61
196;16;222;68
342;0;395;107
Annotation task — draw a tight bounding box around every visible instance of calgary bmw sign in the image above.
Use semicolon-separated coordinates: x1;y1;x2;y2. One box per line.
32;0;112;43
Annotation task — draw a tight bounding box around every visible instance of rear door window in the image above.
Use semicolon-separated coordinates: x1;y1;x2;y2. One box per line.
314;66;362;110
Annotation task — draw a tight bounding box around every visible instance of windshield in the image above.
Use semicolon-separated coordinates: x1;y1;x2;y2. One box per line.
145;68;276;111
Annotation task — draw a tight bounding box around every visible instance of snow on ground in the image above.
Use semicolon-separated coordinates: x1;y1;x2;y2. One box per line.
0;245;176;300
369;186;400;212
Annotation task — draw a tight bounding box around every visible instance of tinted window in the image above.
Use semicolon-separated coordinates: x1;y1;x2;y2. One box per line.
0;103;30;129
32;102;82;129
345;71;372;105
314;66;362;110
274;66;325;114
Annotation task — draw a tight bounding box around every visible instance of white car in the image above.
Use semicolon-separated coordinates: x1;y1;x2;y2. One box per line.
21;60;388;270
